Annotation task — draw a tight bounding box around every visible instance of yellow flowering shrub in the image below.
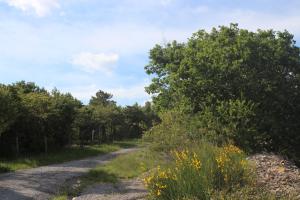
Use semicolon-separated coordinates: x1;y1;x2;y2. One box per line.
144;144;252;200
215;145;251;188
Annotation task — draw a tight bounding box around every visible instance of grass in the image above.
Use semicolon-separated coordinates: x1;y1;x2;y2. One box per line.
51;142;290;200
0;139;141;173
51;195;68;200
90;148;164;179
53;148;165;199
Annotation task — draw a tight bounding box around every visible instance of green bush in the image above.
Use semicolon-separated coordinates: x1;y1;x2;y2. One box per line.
144;99;259;153
143;110;190;151
190;99;260;152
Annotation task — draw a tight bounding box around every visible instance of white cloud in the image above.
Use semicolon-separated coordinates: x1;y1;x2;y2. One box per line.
71;52;119;74
4;0;60;17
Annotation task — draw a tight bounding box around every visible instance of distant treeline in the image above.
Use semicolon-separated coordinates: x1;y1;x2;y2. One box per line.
0;81;158;156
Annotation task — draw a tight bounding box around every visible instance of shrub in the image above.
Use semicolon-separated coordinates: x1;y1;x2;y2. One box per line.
144;99;259;153
190;99;259;152
143;110;190;151
143;143;253;200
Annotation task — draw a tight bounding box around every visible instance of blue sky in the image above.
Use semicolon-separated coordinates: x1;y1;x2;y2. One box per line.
0;0;299;105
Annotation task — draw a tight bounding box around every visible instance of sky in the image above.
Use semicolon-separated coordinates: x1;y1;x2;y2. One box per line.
0;0;299;105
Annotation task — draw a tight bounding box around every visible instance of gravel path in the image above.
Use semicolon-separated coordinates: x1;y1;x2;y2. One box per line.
0;148;138;200
73;178;147;200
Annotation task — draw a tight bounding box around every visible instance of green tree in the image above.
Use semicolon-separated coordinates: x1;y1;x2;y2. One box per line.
51;89;82;146
21;92;53;153
0;85;19;136
145;24;300;160
89;90;116;106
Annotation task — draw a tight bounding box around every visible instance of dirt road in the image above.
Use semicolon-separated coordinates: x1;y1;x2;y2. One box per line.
0;148;137;200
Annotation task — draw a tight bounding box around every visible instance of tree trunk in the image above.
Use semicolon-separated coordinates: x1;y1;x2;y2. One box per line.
68;131;72;147
44;136;48;154
16;136;19;156
92;129;95;143
102;125;106;142
98;126;101;144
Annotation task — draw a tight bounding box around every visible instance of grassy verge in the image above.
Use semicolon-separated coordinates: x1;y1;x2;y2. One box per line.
53;148;165;199
52;142;286;200
0;139;140;173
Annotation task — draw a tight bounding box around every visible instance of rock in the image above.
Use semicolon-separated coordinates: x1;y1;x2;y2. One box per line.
248;153;300;197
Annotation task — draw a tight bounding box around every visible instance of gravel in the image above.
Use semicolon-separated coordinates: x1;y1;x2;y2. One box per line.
0;148;138;200
73;178;147;200
248;153;300;198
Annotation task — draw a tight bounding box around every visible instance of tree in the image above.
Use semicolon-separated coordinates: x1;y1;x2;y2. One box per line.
145;24;300;160
123;103;147;138
0;85;19;136
0;81;158;157
51;89;82;146
21;92;53;153
89;90;116;106
75;106;94;146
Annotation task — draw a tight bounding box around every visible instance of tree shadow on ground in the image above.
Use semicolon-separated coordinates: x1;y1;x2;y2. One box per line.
0;165;11;173
112;140;140;149
0;186;32;200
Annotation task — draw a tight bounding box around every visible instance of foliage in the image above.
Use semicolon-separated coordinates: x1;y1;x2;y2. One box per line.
0;81;158;158
144;143;253;200
143;110;190;151
0;85;19;136
145;24;300;161
144;99;258;153
190;99;259;152
89;90;115;106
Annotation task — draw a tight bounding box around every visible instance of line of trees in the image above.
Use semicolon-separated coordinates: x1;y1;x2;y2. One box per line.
0;81;158;157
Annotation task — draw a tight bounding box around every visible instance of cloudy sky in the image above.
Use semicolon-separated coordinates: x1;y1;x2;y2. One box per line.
0;0;299;105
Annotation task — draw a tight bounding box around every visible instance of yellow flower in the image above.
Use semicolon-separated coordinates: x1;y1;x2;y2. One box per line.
143;175;154;186
157;189;161;196
240;160;247;167
223;145;243;154
159;171;168;179
191;157;201;170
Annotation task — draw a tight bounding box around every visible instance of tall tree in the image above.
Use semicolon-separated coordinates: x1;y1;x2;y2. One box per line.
0;85;19;136
145;24;300;158
89;90;116;106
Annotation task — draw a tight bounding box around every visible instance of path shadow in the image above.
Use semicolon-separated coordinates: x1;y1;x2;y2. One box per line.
0;187;32;200
0;165;11;173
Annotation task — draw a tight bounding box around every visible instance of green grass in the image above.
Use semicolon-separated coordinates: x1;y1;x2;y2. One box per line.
89;148;164;179
0;139;140;173
53;148;165;199
51;194;68;200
